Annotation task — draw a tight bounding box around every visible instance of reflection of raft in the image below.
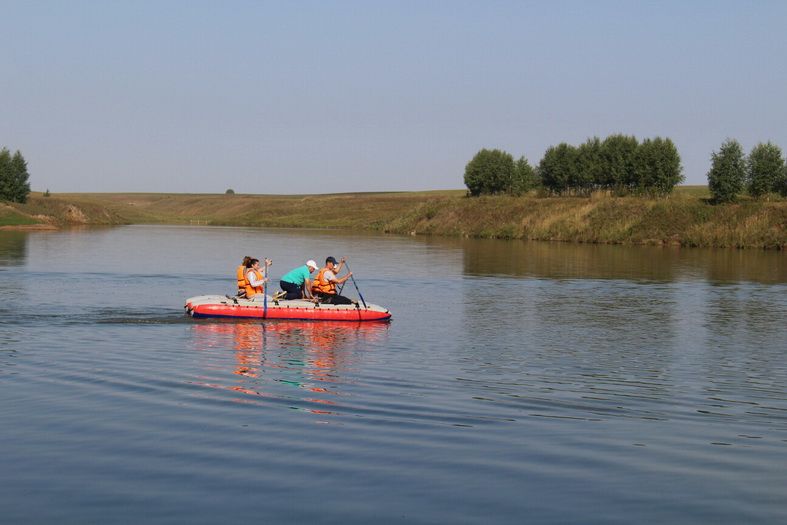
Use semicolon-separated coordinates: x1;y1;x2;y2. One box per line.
185;295;392;322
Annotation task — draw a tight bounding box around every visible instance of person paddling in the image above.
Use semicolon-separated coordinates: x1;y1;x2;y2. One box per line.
312;256;354;305
244;258;271;301
278;260;318;300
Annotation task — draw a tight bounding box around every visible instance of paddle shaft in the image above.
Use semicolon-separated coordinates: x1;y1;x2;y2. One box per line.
262;262;268;318
343;261;367;309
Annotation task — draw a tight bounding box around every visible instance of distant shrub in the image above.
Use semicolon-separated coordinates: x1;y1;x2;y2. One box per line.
576;137;603;195
632;137;683;196
538;143;578;195
225;188;235;195
601;134;639;192
747;142;784;198
707;139;746;203
464;149;515;196
535;135;682;196
466;134;684;198
44;189;50;197
511;156;538;195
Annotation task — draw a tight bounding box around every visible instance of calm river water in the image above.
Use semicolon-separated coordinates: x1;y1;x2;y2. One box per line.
1;225;786;524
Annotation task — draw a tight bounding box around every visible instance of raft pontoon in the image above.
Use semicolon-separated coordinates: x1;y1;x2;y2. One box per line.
185;295;392;322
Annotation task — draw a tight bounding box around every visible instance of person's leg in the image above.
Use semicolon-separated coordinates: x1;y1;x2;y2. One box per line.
332;294;355;305
318;293;354;305
280;281;302;300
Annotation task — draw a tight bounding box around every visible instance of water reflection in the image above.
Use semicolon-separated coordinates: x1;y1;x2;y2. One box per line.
0;232;28;267
457;277;680;421
457;238;689;423
0;231;27;368
459;238;787;283
188;321;389;414
701;284;787;400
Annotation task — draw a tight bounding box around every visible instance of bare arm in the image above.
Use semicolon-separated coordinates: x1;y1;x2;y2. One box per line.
247;270;268;287
336;272;352;285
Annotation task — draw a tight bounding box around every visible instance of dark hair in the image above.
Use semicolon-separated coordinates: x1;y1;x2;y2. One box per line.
245;258;259;268
241;255;252;266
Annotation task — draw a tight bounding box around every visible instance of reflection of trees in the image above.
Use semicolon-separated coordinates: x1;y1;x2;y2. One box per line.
188;321;389;413
691;249;787;284
456;237;787;424
460;237;787;284
458;241;681;421
0;233;28;304
0;232;28;267
701;284;787;395
462;239;679;281
460;279;677;385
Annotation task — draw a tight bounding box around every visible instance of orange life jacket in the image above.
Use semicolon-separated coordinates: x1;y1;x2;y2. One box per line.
311;267;336;295
236;265;246;294
244;269;264;298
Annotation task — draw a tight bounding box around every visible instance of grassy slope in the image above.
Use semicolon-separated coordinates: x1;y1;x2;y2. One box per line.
4;188;786;248
46;191;462;229
0;204;40;226
392;190;786;248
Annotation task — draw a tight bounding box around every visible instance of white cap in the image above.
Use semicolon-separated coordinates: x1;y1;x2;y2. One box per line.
306;260;318;270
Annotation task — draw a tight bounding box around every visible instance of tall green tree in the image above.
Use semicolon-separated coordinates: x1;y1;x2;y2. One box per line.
0;148;31;203
464;149;515;196
779;165;787;197
747;142;784;198
510;156;537;195
601;134;639;192
707;139;746;203
9;151;31;203
538;143;578;195
0;148;11;200
634;137;683;196
576;137;603;194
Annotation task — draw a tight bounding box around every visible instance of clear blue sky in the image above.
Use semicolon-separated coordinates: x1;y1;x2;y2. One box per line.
2;1;786;193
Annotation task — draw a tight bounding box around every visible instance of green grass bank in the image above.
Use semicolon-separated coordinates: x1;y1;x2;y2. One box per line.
3;187;786;249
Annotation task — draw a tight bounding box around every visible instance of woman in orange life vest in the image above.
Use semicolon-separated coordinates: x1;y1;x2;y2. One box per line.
244;257;272;301
311;256;355;305
236;256;252;297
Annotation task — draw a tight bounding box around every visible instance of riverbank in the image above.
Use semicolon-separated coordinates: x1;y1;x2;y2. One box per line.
3;188;785;248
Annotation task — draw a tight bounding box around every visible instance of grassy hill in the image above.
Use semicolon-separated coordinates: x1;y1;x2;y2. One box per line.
3;187;785;249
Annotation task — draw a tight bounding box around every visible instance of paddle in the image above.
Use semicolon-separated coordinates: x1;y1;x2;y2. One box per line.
337;257;350;295
343;261;367;309
262;258;271;318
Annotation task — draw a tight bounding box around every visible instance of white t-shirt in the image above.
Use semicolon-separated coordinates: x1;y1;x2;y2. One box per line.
323;269;337;282
246;269;267;287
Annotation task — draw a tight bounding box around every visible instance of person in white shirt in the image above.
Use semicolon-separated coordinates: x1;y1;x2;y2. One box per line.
244;258;271;301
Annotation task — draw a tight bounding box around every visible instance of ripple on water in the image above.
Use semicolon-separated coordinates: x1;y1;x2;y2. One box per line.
2;229;787;524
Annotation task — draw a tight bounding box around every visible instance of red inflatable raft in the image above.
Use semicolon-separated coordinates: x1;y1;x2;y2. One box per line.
185;295;392;322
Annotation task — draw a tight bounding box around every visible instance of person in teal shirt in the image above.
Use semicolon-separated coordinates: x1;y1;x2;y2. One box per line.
278;260;318;300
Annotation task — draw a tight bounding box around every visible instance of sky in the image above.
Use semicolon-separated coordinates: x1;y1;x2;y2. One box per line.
2;0;786;194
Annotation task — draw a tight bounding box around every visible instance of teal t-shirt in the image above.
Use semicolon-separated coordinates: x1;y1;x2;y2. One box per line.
280;265;311;285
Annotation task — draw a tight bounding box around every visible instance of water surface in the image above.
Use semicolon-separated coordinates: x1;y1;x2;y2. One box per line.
1;226;786;524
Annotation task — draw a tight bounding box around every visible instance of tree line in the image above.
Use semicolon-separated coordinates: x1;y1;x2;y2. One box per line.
707;140;787;202
465;136;787;202
0;148;31;203
464;135;683;197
